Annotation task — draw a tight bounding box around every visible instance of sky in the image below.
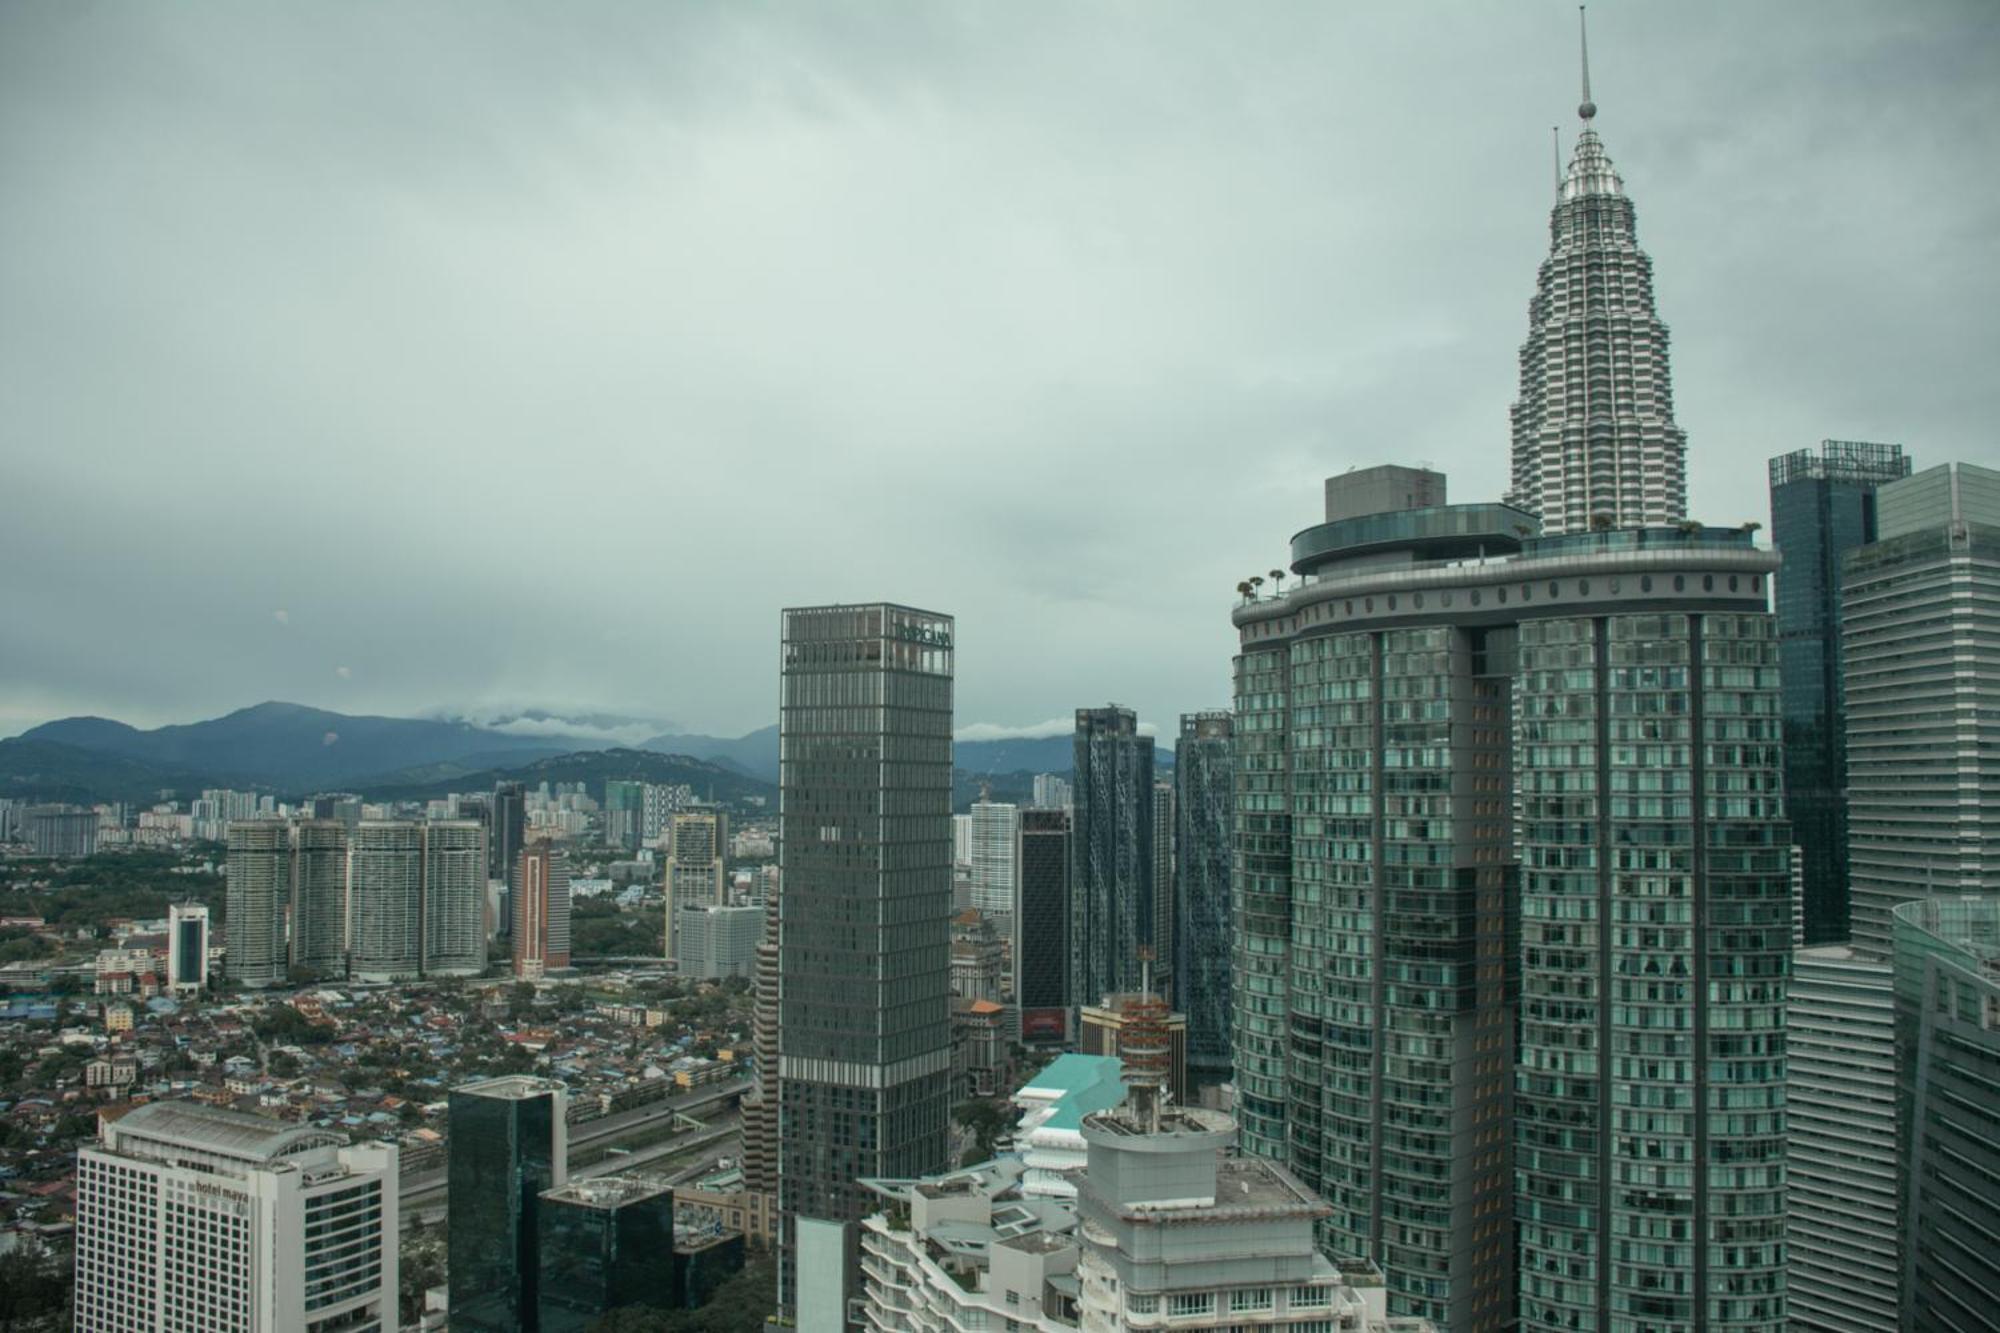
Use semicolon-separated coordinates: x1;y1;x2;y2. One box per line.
4;1;1997;743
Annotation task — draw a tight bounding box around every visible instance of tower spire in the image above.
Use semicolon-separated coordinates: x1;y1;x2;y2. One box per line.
1578;6;1597;122
1553;125;1562;197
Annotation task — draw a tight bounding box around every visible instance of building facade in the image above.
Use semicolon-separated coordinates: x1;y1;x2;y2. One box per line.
512;842;571;979
167;901;210;994
422;818;488;976
491;781;526;889
1151;778;1175;998
449;1076;568;1333
777;603;955;1311
968;798;1018;919
1506;84;1687;535
1016;806;1071;1045
665;807;728;964
1173;710;1234;1086
290;818;350;977
349;820;424;983
1069;706;1155;1013
74;1101;397;1332
1843;462;2000;955
1891;897;2000;1332
536;1176;679;1333
676;902;762;980
1786;945;1900;1333
1232;476;1788;1331
225;820;290;988
1767;441;1911;944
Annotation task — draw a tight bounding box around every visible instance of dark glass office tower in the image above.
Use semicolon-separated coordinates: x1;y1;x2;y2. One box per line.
1151;779;1175;999
492;781;526;889
1173;711;1234;1088
1014;807;1071;1044
1233;469;1789;1332
1767;440;1910;944
1070;706;1155;1014
536;1177;678;1333
449;1076;568;1332
777;603;954;1308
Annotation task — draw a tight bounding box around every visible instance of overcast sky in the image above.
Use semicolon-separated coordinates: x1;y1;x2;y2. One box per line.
4;1;1996;742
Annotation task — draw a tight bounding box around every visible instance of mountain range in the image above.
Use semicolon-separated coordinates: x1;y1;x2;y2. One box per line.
1;702;1171;804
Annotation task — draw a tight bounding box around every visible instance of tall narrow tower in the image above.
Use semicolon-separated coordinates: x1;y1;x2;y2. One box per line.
776;603;954;1312
1508;10;1688;535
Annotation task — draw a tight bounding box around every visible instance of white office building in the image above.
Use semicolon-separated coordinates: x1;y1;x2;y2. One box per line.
74;1100;398;1332
968;799;1018;918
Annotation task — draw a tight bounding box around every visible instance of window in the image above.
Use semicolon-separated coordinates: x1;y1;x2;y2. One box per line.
1231;1287;1275;1312
1168;1292;1215;1317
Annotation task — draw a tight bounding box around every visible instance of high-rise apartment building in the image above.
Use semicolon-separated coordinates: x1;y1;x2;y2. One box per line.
1016;807;1071;1045
741;870;781;1200
423;818;488;976
1506;53;1686;535
1070;706;1155;1013
1031;773;1072;810
290;818;350;976
1232;467;1788;1331
1173;711;1233;1087
1768;441;1911;944
513;842;571;979
26;804;99;858
167;901;210;994
1891;897;2000;1331
968;798;1018;918
225;820;290;988
1843;461;2000;954
74;1101;397;1332
492;781;527;886
450;1076;568;1332
602;778;645;850
777;602;955;1312
349;820;424;983
1785;946;1899;1333
664;807;728;964
1150;779;1174;998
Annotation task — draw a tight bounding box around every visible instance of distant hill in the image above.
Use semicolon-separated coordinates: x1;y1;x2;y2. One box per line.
351;747;776;808
643;725;1171;785
19;702;579;790
0;738;216;805
640;725;780;781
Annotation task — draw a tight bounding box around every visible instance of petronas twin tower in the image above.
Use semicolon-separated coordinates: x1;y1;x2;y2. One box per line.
1507;32;1689;534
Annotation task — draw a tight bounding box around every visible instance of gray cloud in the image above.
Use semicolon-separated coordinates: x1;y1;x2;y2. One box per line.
4;1;1997;741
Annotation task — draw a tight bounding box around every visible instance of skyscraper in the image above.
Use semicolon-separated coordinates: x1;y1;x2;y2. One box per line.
423;818;488;976
664;807;727;963
1506;26;1687;536
777;602;954;1312
349;820;424;983
967;797;1018;918
1015;806;1071;1045
167;900;209;994
225;819;289;988
602;778;644;850
492;780;527;886
1891;897;2000;1332
1785;946;1899;1333
1232;467;1788;1331
741;867;781;1201
1150;778;1174;998
1069;705;1155;1013
1768;440;1911;944
290;817;350;976
75;1101;398;1332
1172;711;1233;1088
450;1076;568;1332
513;841;571;979
1842;461;2000;954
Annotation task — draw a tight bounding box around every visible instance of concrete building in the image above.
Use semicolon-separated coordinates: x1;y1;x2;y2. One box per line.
450;1076;568;1332
1070;706;1155;1016
601;779;645;851
1031;773;1072;810
664;807;727;964
676;902;762;981
422;818;488;977
949;911;1005;1004
1843;461;2000;954
349;820;424;983
290;818;350;977
777;603;955;1315
968;798;1018;919
1767;441;1912;944
1327;462;1446;524
1232;475;1787;1330
512;842;571;979
166;901;209;994
27;804;99;858
740;872;780;1202
1173;710;1234;1087
225;820;290;988
1786;946;1900;1333
1892;897;2000;1332
74;1101;397;1332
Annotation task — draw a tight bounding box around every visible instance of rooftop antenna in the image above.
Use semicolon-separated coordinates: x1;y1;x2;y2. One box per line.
1578;5;1597;123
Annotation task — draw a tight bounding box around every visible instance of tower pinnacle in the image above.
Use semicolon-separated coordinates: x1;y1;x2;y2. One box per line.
1578;6;1597;122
